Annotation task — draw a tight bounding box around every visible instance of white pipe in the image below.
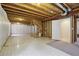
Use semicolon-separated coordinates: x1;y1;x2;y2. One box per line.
56;3;70;16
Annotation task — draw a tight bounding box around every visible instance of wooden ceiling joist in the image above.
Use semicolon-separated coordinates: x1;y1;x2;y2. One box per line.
2;4;51;18
2;3;79;22
3;6;47;19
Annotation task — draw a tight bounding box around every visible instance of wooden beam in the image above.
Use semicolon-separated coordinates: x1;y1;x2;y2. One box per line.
13;3;55;16
3;7;46;19
6;10;44;20
2;4;50;18
43;9;79;22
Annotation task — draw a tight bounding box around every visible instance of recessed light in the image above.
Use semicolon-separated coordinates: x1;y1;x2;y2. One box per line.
16;18;23;21
19;18;23;21
16;22;20;24
50;11;54;13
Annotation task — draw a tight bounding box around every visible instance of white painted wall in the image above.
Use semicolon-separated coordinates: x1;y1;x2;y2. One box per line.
52;17;72;43
52;20;61;40
0;4;10;50
60;17;72;43
11;23;37;36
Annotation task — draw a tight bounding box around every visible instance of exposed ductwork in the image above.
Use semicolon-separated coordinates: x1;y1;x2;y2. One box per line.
55;3;71;16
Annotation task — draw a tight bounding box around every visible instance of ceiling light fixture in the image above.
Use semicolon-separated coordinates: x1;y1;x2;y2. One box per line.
50;11;54;13
16;22;20;24
16;18;24;21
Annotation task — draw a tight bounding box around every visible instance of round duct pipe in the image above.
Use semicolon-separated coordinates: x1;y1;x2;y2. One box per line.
55;3;71;16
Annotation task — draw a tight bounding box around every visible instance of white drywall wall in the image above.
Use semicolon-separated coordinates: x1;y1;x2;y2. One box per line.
52;20;61;40
52;17;72;43
0;4;10;50
11;23;37;36
60;17;72;43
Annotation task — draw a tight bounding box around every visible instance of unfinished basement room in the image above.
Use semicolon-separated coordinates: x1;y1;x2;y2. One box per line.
0;3;79;56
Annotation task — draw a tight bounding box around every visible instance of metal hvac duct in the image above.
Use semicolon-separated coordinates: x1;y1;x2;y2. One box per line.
55;3;71;16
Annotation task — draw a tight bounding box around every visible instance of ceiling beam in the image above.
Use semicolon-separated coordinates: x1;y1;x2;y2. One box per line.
10;20;32;25
13;3;55;16
64;3;72;10
43;9;79;22
1;3;68;22
3;7;47;19
43;3;72;22
2;4;51;18
7;11;44;20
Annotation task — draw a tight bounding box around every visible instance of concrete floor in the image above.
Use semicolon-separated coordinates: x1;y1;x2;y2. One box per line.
75;38;79;46
0;36;70;56
48;39;79;56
